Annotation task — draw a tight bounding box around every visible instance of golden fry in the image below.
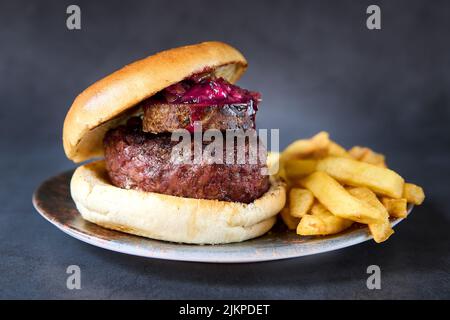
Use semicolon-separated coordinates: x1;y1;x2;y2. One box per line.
403;183;425;205
282;131;330;161
266;151;280;171
266;151;288;181
328;141;351;158
297;203;353;236
300;172;382;224
289;188;314;218
279;207;300;230
316;157;404;198
279;132;424;243
348;146;367;160
348;146;386;167
284;159;317;180
347;187;394;243
361;151;386;168
382;197;408;218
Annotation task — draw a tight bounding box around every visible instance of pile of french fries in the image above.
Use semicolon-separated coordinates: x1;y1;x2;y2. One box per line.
270;132;425;243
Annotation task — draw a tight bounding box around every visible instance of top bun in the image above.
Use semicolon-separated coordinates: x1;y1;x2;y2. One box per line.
63;41;248;162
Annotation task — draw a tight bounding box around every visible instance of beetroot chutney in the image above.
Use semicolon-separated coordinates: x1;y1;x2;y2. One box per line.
145;74;261;132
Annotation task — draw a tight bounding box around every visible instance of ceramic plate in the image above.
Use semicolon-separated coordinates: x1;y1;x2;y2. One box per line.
32;170;411;263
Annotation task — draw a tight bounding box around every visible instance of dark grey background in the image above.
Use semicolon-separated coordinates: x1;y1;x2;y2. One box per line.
1;0;449;299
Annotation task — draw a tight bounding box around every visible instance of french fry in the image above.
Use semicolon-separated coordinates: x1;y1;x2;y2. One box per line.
284;159;317;180
282;131;330;161
279;207;300;230
278;165;287;182
347;187;394;243
279;132;424;243
300;172;382;224
348;146;386;167
403;183;425;205
348;146;367;160
297;203;353;236
266;151;280;170
328;141;351;158
382;197;408;218
361;151;386;168
316;157;404;198
266;152;285;179
289;188;314;218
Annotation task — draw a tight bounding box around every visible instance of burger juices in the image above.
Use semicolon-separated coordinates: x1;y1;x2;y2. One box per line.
63;42;286;244
103;73;269;203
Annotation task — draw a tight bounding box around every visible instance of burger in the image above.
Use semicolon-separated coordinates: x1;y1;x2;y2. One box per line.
63;41;286;244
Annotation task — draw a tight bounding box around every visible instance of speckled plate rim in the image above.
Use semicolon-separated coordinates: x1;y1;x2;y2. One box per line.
32;171;412;263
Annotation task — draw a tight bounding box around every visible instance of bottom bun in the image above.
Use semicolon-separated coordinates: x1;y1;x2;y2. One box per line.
70;161;286;244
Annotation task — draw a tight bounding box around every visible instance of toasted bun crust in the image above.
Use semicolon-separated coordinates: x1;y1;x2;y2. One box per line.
71;161;286;244
63;41;247;163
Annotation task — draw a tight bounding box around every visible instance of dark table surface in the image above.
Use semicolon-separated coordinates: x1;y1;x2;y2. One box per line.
1;0;449;299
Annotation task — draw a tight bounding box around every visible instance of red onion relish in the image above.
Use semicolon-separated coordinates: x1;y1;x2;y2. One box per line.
161;75;261;107
151;74;261;132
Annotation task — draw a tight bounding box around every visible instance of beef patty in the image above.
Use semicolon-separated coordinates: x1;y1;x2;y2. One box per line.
103;118;270;203
142;101;256;133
